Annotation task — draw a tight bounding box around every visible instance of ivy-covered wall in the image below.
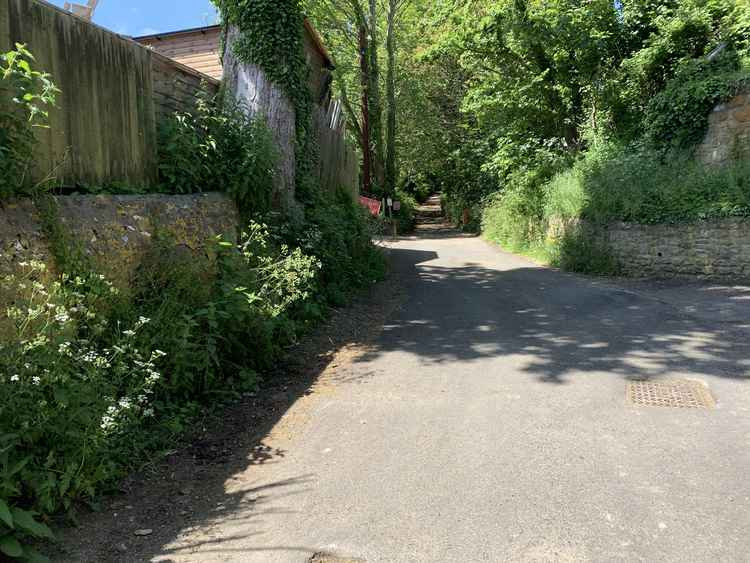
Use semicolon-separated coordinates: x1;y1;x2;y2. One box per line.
696;89;750;166
222;25;298;209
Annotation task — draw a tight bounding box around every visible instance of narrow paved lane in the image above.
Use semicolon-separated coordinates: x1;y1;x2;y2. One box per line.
153;222;750;562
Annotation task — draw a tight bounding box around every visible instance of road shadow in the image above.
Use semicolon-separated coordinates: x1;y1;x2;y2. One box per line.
357;243;750;385
53;239;749;561
50;250;435;562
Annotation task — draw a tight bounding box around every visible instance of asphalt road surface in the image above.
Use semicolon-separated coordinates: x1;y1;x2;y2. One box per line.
151;226;750;563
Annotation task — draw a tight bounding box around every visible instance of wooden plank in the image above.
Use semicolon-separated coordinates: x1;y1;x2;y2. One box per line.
155;44;220;56
174;53;221;65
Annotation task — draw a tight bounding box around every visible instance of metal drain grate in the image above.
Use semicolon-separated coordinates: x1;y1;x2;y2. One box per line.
627;379;714;409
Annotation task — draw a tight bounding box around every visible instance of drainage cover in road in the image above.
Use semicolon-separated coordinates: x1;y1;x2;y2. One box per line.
627;379;715;409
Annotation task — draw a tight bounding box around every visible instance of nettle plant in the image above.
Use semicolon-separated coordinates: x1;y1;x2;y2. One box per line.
0;263;163;560
0;44;58;198
157;94;278;216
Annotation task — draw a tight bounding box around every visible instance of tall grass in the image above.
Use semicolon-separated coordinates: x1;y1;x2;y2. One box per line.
482;143;750;273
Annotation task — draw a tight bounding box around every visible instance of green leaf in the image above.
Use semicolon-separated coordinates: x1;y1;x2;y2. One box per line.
0;500;13;529
10;509;54;539
23;546;51;563
53;388;69;405
0;534;23;558
9;458;29;477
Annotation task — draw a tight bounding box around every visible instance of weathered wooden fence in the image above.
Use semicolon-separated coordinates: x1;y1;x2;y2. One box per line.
1;1;357;202
0;0;218;188
314;100;359;197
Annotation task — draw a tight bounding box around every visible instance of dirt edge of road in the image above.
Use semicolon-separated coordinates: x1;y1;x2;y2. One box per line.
49;248;406;563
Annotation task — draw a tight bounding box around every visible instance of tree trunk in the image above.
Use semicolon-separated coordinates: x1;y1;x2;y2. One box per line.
385;0;398;196
368;0;386;190
359;24;372;195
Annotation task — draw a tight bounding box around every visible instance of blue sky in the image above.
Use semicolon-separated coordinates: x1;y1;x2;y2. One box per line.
47;0;218;37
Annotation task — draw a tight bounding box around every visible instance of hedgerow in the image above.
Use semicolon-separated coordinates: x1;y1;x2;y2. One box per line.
0;17;385;559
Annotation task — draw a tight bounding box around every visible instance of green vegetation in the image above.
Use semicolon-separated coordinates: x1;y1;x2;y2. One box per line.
4;0;750;556
643;52;749;151
157;94;278;215
0;212;364;558
546;146;750;225
394;190;417;233
0;11;385;559
213;0;317;201
367;0;750;273
0;44;57;198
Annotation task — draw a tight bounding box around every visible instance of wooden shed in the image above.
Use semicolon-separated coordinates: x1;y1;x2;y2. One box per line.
134;21;335;101
134;25;223;80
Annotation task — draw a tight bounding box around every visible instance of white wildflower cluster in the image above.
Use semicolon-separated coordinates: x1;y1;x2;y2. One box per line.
54;308;71;325
98;343;165;433
4;263;166;437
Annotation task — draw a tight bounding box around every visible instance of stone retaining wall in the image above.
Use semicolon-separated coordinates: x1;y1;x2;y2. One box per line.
0;193;238;286
696;89;750;166
603;219;750;279
548;217;750;280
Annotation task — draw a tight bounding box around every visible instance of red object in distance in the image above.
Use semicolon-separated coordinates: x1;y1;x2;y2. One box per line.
359;196;381;216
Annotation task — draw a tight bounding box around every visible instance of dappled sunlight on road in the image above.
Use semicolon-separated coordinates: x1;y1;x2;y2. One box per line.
358;241;750;386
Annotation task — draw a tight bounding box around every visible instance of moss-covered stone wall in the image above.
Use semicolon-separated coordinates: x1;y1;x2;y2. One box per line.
0;193;239;286
548;216;750;280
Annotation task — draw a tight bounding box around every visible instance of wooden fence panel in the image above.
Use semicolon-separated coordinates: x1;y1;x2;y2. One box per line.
314;100;359;199
0;0;218;189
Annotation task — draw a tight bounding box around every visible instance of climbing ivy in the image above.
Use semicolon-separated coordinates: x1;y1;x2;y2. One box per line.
212;0;317;203
644;50;749;151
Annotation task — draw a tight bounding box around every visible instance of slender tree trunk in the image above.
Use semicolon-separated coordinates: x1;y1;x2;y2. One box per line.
385;0;398;196
359;23;372;194
368;0;386;190
338;80;364;152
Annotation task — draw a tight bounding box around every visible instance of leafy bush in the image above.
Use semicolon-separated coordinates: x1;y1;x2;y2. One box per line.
157;94;278;215
401;174;432;204
394;190;417;233
0;44;57;198
301;190;386;306
0;210;370;558
483;139;750;273
553;224;620;276
542;141;618;222
129;223;320;402
644;52;748;150
568;149;750;225
0;263;159;559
